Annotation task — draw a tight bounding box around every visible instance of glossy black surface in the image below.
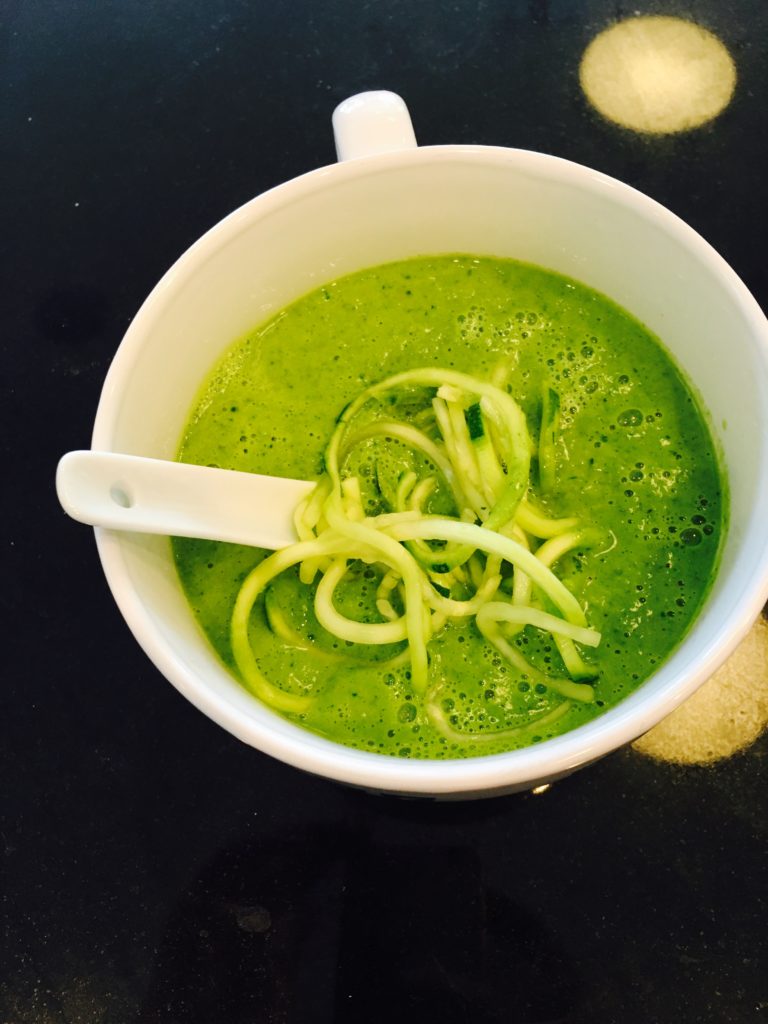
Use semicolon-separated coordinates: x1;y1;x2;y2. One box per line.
3;2;767;1021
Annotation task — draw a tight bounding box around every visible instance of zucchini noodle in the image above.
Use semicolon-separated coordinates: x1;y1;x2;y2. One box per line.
230;367;603;743
316;558;411;644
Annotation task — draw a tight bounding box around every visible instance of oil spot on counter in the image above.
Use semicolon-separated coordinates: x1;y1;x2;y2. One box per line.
633;615;768;764
580;16;737;135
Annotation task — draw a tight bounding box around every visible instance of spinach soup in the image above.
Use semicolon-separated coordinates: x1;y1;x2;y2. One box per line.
173;255;725;759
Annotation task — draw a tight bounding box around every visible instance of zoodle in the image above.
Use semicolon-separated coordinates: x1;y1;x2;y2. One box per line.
230;368;602;740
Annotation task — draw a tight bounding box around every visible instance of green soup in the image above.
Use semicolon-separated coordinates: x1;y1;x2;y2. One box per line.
173;255;725;759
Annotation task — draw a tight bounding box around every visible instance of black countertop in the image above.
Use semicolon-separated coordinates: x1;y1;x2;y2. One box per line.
3;2;767;1021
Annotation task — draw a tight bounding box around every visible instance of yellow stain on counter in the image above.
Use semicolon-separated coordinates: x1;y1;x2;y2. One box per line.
633;616;768;765
580;16;736;134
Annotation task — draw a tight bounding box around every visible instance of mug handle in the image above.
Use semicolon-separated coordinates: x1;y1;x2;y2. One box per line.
332;91;418;162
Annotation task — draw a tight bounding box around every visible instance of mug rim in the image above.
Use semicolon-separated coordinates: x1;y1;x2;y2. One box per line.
92;142;768;795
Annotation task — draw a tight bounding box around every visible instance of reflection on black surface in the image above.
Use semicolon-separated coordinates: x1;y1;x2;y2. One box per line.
139;826;578;1023
634;615;768;764
580;16;736;134
336;842;577;1023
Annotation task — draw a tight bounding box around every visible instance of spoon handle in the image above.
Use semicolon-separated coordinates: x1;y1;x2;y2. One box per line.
56;450;315;550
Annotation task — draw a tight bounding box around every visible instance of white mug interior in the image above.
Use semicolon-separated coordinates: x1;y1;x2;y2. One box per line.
91;94;768;797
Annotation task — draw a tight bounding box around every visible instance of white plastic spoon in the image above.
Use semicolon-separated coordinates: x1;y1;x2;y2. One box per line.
56;450;315;550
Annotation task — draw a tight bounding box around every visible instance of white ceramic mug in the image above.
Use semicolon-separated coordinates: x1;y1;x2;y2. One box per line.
89;91;768;797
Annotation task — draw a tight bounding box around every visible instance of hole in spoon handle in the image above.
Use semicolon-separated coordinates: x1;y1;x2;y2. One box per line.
110;484;133;509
